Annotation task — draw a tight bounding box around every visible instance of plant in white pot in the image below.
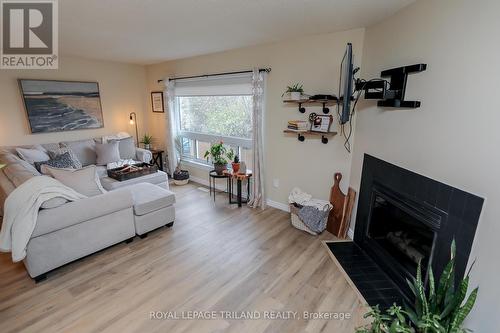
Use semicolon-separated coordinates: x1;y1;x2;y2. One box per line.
204;141;228;175
140;134;153;150
282;83;304;101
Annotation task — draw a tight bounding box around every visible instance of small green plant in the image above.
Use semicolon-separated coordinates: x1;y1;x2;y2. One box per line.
204;141;228;165
356;240;478;333
140;134;153;145
226;148;239;163
282;83;304;97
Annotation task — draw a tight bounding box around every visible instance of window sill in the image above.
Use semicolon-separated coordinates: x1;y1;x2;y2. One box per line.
181;159;213;171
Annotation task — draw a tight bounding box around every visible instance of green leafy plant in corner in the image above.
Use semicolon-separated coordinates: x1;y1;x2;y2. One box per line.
282;83;304;97
204;141;228;165
140;134;153;145
356;240;478;333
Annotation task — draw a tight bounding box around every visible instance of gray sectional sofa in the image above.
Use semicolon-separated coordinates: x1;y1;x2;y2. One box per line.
0;136;175;281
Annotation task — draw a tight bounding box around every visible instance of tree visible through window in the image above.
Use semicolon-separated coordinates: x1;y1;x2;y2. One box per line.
178;95;252;139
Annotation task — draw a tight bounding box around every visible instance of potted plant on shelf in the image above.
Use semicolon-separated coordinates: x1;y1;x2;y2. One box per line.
141;134;153;150
172;136;190;185
227;149;240;173
282;83;304;101
204;141;228;175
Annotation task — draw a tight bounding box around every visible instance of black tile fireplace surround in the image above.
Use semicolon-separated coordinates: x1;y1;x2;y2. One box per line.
336;155;484;306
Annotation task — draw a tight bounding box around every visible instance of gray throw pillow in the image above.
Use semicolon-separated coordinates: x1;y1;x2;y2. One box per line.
95;141;121;166
42;165;104;197
110;136;136;160
48;146;82;169
60;139;97;166
34;152;75;172
16;147;50;165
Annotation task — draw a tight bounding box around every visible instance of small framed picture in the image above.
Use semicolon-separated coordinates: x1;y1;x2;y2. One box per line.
151;91;165;113
310;114;333;133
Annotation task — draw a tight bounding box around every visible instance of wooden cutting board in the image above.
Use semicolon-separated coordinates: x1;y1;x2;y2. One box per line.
326;173;356;238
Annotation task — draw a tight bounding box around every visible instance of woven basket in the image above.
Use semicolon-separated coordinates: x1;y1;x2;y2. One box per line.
289;204;318;235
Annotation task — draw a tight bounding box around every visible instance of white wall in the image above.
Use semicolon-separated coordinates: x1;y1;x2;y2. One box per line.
0;56;148;146
349;0;500;330
146;29;365;206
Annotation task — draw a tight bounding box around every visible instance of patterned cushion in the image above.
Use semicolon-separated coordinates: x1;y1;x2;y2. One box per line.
47;146;82;169
34;152;75;172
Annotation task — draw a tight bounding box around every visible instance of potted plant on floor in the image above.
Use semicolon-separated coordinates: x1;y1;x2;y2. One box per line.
282;83;304;101
172;136;190;185
226;149;240;173
204;141;228;175
141;134;153;150
356;241;478;333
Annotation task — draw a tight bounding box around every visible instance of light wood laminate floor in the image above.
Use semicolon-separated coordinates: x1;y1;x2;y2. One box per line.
0;182;367;332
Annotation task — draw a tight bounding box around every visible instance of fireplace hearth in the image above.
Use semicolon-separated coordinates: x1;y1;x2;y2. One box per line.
328;154;484;307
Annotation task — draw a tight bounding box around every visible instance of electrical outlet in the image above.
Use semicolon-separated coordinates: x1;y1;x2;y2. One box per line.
273;178;279;188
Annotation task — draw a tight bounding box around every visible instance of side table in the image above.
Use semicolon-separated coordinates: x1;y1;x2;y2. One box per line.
208;170;229;202
150;149;164;171
224;170;252;207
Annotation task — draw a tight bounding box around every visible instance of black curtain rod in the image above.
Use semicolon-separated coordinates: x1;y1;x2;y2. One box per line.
157;68;271;83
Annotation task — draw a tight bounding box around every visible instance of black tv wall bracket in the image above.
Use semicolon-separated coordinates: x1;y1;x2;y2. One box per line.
357;64;427;108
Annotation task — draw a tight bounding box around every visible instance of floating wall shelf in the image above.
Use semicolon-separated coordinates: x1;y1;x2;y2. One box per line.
283;98;337;114
283;130;337;144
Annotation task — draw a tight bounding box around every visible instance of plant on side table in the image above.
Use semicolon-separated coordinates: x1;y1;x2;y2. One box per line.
226;148;240;173
141;134;153;150
204;141;228;175
356;241;478;333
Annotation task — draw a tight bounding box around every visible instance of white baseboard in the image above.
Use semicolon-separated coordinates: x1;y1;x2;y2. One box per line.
266;199;290;212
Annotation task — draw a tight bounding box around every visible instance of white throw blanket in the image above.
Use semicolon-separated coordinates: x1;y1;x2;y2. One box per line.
288;187;333;210
0;176;87;262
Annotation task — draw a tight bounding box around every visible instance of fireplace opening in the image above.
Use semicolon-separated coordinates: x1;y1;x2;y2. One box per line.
368;190;437;279
363;185;443;298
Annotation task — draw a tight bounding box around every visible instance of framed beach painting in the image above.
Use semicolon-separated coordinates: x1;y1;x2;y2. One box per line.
18;79;104;134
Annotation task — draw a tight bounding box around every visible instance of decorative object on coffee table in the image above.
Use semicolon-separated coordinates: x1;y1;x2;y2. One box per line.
151;91;165;113
129;112;139;147
204;141;228;175
225;169;252;207
140;134;153;150
150;149;164;171
107;163;158;181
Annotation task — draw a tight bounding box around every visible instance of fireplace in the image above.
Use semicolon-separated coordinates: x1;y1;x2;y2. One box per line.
328;154;484;307
364;183;444;298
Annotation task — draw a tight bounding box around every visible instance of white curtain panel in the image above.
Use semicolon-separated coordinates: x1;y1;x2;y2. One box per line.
248;68;267;209
163;79;178;177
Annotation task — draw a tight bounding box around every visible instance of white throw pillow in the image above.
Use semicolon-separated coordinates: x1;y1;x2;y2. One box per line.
42;165;105;197
16;147;50;165
95;141;121;166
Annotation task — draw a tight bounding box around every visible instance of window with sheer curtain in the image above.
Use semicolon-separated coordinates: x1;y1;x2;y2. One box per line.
174;74;254;169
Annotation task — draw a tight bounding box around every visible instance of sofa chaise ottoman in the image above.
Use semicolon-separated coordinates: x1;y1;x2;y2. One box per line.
126;183;176;237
